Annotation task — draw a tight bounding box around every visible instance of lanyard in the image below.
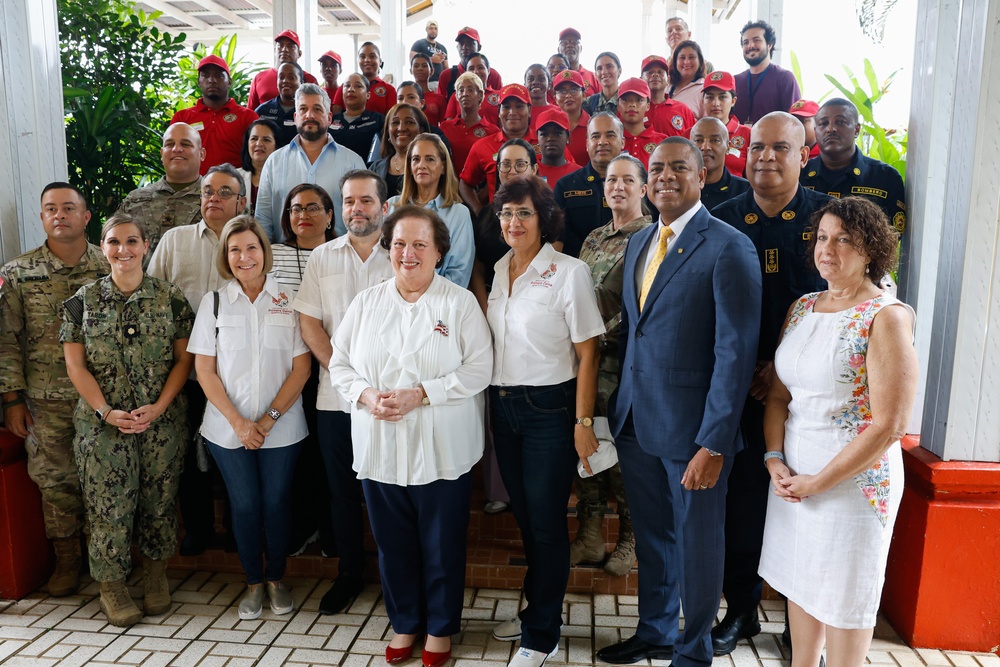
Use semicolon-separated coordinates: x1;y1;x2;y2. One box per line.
745;64;771;123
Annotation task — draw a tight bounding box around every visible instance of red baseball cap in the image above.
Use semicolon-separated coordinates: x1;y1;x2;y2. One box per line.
456;26;481;43
552;69;586;91
789;99;820;117
274;30;301;48
559;27;581;41
196;55;230;75
535;107;570;131
499;84;530;105
318;50;343;66
641;55;670;72
618;77;651;100
703;71;736;93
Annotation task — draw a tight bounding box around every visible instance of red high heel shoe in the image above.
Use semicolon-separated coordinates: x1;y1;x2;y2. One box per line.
385;643;414;664
421;646;451;667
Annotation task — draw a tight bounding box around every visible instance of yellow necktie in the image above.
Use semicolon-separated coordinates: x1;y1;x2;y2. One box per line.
639;224;673;311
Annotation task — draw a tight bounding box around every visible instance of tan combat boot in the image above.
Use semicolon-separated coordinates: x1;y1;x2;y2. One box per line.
48;538;81;597
143;557;172;616
603;530;636;576
569;515;606;566
100;580;142;627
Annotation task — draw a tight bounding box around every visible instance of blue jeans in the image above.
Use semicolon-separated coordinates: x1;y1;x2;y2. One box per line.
208;439;303;584
490;380;576;653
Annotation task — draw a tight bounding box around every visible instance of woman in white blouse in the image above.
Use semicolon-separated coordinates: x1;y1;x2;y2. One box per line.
329;205;492;667
486;177;604;667
187;216;312;622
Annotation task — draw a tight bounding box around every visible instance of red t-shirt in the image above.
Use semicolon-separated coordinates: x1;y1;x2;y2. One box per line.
422;90;447;127
724;115;752;177
332;77;397;115
247;68;318;109
538;161;582;189
444;88;501;126
650;100;696;137
623;127;668;168
438;65;504;100
566;110;591;168
171;99;259;174
439;117;501;174
528;104;562;132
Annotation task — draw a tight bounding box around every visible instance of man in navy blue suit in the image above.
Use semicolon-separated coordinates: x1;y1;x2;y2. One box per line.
597;137;762;666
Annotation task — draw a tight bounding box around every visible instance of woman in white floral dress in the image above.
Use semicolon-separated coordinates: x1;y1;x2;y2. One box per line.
758;197;918;667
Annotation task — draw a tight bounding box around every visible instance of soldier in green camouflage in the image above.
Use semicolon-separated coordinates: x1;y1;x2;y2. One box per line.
61;214;194;627
117;123;206;260
0;182;109;596
574;155;652;576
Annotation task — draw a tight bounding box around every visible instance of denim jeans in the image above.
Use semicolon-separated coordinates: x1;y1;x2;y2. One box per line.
490;380;577;653
208;439;303;584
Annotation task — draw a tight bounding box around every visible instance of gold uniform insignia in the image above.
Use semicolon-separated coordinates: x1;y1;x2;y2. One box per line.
765;249;778;273
781;210;795;220
802;232;812;240
807;170;817;177
744;213;758;224
851;186;888;198
853;167;861;175
587;175;595;182
563;189;593;198
892;212;906;233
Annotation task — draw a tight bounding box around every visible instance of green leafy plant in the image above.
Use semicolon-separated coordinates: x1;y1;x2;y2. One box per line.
170;34;266;112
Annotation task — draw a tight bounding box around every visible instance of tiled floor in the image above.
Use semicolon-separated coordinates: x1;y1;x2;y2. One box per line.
1;571;997;667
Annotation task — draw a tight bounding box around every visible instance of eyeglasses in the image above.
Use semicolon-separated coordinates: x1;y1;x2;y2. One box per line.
553;87;582;97
201;187;240;200
498;160;531;173
498;209;537;221
288;204;325;216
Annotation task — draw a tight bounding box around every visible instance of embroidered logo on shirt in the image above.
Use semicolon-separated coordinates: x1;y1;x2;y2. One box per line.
540;263;557;279
223;113;237;122
124;323;139;339
644;142;656;154
272;292;290;308
434;320;449;336
731;135;745;149
487;93;500;106
671;115;683;130
473;127;487;137
374;85;387;97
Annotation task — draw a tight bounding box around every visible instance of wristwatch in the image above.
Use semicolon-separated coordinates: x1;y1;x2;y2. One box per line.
705;448;722;457
96;404;111;422
420;385;430;406
267;407;281;421
575;417;594;428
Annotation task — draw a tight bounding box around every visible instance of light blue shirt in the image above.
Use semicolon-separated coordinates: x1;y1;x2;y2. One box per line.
388;194;474;288
256;134;365;242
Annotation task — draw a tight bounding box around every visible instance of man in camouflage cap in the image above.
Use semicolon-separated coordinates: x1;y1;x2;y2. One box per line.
0;182;109;596
117;123;206;260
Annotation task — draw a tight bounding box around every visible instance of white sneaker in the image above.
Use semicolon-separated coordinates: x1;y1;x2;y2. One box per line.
493;617;522;641
507;645;558;667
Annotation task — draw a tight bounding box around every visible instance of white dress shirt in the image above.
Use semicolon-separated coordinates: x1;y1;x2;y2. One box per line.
292;235;394;412
329;274;493;485
487;243;605;386
148;220;227;313
636;200;703;293
187;276;310;449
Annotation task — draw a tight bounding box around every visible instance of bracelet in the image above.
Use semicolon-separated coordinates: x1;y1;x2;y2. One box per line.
2;397;25;409
763;451;785;463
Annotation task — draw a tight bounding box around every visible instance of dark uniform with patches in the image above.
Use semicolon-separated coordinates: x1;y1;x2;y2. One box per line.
118;177;203;262
801;150;906;233
554;163;613;258
575;216;651;525
701;170;751;212
710;185;832;620
60;275;194;582
328;110;386;163
254;98;299;148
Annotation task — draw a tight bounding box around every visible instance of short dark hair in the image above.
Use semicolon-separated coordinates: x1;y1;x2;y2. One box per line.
524;63;550;85
340;169;389;204
807;197;899;282
820;97;860;123
240;118;281;174
277;60;304;83
467;52;490;69
493;176;564;244
397;80;425;100
380;204;452;268
280;184;336;247
360;41;381;57
41;182;88;211
494;138;538;189
380;103;431;159
669;40;706;85
548;53;570;68
658;136;704;170
206;163;246;196
410;52;432;68
594;51;622;71
741;20;777;57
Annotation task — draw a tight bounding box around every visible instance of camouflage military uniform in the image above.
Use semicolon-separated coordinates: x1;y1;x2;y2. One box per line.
117;176;203;260
0;243;108;539
576;215;652;521
60;274;194;582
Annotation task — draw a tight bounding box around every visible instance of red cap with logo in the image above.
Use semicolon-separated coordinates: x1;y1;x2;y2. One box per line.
618;77;652;100
559;27;581;41
197;55;230;75
789;99;820;117
274;30;301;48
499;83;531;105
641;55;670;72
535;107;571;131
552;69;586;91
702;71;736;93
318;50;343;66
456;26;481;43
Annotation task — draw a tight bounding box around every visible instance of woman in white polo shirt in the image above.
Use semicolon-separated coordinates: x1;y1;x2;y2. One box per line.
486;177;604;667
187;215;312;622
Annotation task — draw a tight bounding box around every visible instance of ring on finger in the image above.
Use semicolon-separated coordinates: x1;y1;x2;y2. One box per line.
699;484;709;489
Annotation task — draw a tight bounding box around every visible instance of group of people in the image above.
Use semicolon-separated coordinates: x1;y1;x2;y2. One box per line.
0;13;918;667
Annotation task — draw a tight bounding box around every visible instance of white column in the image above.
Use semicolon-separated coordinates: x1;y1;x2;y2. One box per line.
689;0;712;63
904;0;1000;462
753;0;786;67
0;0;66;259
381;0;406;86
272;0;319;66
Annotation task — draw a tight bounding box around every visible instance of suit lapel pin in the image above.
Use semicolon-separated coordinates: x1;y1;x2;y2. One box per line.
677;248;684;253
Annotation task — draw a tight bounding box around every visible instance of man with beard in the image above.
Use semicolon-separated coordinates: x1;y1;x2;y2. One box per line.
437;27;504;100
293;170;394;615
557;28;597;95
247;30;318;110
409;19;449;88
691;117;750;211
172;56;257;173
732;21;800;125
330;42;396;116
255;84;365;242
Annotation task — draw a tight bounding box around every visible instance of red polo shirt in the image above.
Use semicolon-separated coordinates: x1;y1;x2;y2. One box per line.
444;88;501;126
566;109;591;167
423;90;447;127
724;115;752;177
247;68;318;109
171;98;259;174
332;76;397;115
439;117;501;173
650;99;696;137
461;131;540;201
438;65;504;100
623;127;668;168
575;66;599;96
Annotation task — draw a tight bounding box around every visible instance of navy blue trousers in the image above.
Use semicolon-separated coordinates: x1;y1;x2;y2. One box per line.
317;410;366;577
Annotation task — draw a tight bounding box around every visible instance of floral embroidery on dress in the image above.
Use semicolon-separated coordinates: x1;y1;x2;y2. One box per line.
831;296;892;525
781;293;819;339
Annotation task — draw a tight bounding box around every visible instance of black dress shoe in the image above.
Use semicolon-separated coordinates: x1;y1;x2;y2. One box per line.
318;574;364;615
712;611;761;655
597;635;673;664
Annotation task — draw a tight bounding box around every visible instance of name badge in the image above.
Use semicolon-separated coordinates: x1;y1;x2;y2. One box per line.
189;121;205;132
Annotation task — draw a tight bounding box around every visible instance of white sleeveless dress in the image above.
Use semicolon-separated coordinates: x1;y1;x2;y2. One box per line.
758;292;912;629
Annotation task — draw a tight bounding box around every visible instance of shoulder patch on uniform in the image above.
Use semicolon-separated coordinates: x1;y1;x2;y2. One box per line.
563;189;593;198
892;212;906;233
744;213;758;225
